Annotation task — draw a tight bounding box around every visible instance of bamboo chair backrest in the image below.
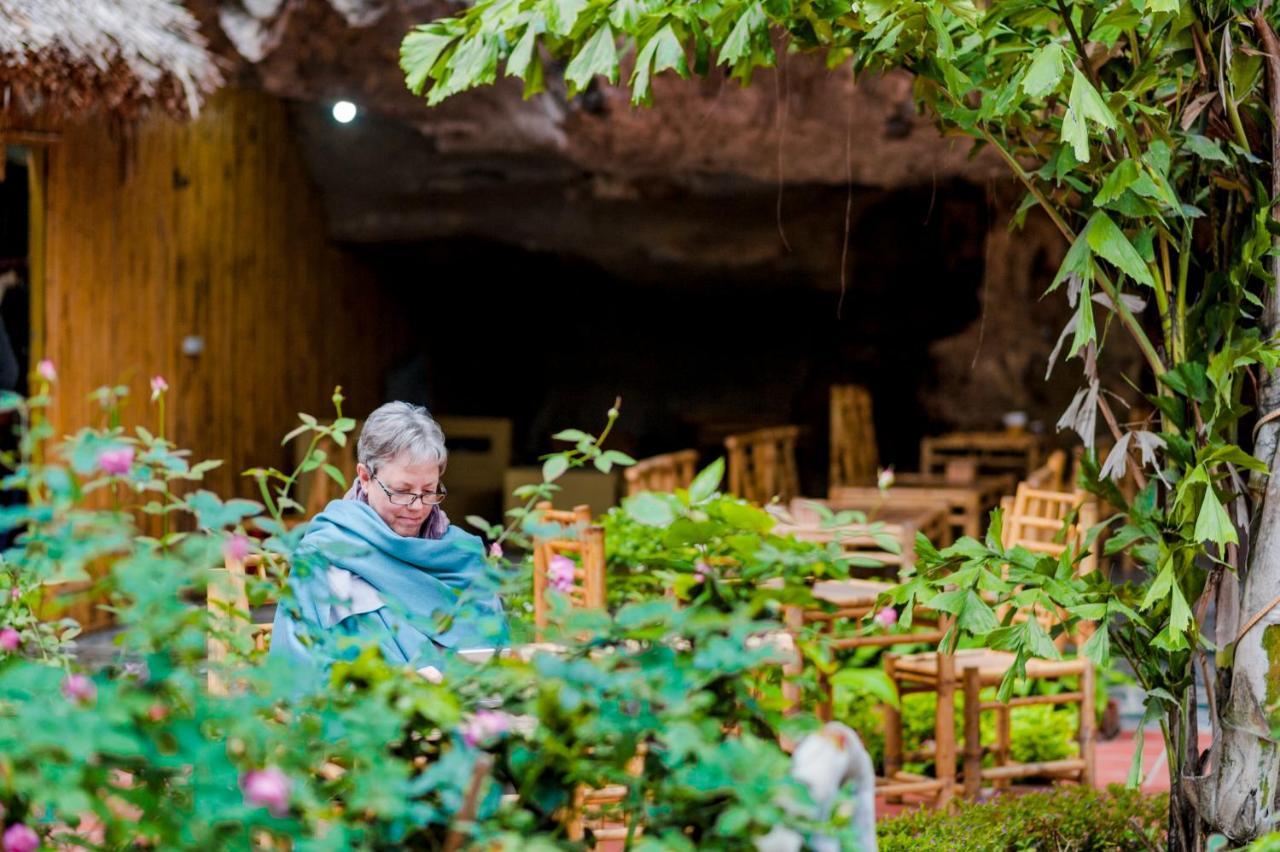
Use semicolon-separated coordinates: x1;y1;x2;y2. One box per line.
1023;450;1068;492
1005;483;1097;574
829;384;878;489
208;553;279;695
724;426;801;505
624;449;699;496
532;502;606;640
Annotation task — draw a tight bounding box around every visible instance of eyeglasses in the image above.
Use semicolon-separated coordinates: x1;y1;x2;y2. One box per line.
371;475;448;507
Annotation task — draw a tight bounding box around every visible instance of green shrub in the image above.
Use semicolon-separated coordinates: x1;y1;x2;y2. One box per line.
878;785;1167;851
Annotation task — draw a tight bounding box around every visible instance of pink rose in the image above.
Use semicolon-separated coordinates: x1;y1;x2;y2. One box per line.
149;375;169;401
240;767;292;817
2;823;38;852
874;606;898;630
35;359;55;383
97;447;135;477
547;555;576;594
62;673;96;705
222;534;251;564
462;709;512;747
0;628;19;652
489;542;503;559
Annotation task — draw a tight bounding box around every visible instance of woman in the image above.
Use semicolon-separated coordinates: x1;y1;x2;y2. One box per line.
270;402;508;681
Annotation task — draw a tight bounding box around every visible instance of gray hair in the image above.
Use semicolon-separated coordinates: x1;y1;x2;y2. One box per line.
357;402;448;473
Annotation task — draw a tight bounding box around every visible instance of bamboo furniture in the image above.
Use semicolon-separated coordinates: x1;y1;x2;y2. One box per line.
829;473;1011;540
207;553;277;695
920;431;1045;481
623;449;699;496
783;498;951;572
781;579;954;807
829;384;878;489
887;481;1099;801
531;503;607;641
724;426;800;505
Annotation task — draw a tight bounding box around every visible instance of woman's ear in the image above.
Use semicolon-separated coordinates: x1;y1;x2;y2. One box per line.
356;463;371;485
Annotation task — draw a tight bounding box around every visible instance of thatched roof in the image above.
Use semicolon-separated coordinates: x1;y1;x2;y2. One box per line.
0;0;222;120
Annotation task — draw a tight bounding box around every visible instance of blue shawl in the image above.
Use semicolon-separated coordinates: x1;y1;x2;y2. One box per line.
269;500;508;680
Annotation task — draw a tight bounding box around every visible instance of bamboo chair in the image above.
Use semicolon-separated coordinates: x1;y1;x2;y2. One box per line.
829;385;878;489
532;503;607;641
529;503;634;842
724;426;801;505
207;553;278;695
890;482;1098;801
623;449;698;496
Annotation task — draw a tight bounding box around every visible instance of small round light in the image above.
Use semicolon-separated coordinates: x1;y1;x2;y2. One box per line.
332;100;357;123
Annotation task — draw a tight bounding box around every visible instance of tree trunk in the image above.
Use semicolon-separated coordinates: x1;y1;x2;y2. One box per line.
1206;8;1280;844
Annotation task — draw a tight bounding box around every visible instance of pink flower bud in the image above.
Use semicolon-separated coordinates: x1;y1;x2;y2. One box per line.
223;534;251;564
694;560;711;582
61;673;96;705
547;554;576;594
240;767;292;817
96;446;135;477
462;709;512;747
0;628;19;652
9;588;18;600
35;359;55;383
874;606;898;630
877;466;895;491
2;823;39;852
149;375;169;401
489;542;503;559
147;703;168;722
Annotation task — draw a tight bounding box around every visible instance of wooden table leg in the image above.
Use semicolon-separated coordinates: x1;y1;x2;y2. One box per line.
963;666;982;800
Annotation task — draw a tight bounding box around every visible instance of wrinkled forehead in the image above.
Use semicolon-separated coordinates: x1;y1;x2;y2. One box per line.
375;454;441;487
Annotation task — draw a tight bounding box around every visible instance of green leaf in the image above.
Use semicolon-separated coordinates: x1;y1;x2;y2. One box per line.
564;24;619;94
1062;68;1115;162
1095;159;1140;205
625;492;676;527
1069;286;1096;358
1141;560;1173;610
1194;487;1238;545
400;25;452;94
688;458;725;504
1022;42;1066;97
830;667;899;708
1182;134;1229;163
1169;582;1192;633
506;25;539;80
1081;624;1111;667
720;3;765;67
957;590;999;634
542;455;570;482
547;0;587;36
552;429;593;443
322;464;346;488
1085;211;1157;287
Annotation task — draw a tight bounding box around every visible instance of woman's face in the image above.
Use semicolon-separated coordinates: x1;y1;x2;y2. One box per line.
357;454;442;537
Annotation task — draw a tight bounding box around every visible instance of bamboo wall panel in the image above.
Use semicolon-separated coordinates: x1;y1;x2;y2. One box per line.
41;89;398;499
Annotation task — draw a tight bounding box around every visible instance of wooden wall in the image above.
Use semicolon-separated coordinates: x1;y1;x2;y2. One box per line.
39;88;398;499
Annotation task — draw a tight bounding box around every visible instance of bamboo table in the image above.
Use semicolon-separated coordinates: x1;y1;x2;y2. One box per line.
829;473;1012;540
779;499;951;573
920;431;1046;481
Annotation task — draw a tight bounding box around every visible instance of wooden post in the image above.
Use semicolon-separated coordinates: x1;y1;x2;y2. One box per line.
995;705;1012;791
935;651;957;810
883;652;903;803
781;605;805;717
963;666;982;800
1080;660;1097;787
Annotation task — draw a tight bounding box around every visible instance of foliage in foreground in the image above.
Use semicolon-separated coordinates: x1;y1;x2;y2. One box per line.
0;384;866;849
877;784;1167;852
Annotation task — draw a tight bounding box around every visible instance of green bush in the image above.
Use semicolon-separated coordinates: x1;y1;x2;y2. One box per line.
878;785;1167;851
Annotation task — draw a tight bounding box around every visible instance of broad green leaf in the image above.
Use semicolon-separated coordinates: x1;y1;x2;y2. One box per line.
1085;211;1157;287
565;24;619;93
688;458;725;504
506;25;538;80
1141;559;1173;610
1182;134;1229;163
720;3;764;67
401;26;457;95
1081;624;1111;667
1022;42;1066;97
542;455;570;482
625;492;676;527
1194;487;1238;545
1069;285;1095;358
1095;160;1140;205
1169;582;1192;633
547;0;587;36
1062;68;1115;161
